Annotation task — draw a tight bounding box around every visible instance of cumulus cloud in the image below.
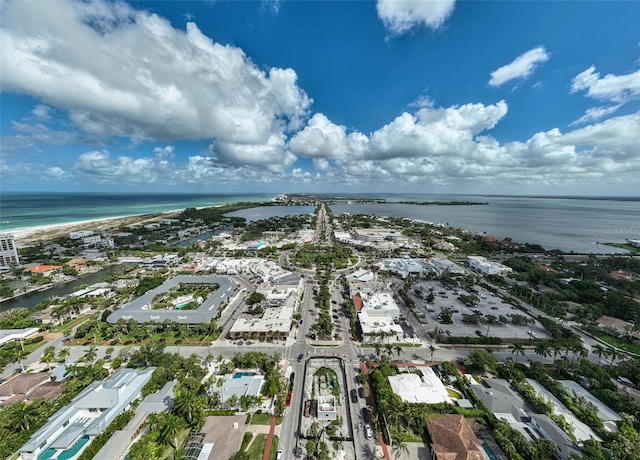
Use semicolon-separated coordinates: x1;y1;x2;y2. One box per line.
290;101;508;161
489;46;549;87
45;166;67;179
376;0;456;35
570;66;640;103
0;0;311;168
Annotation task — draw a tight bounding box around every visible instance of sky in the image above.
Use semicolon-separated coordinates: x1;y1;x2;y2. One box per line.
1;0;639;196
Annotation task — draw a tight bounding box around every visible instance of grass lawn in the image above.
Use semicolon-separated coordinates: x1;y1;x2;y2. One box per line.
245;433;268;460
247;413;282;425
597;335;640;356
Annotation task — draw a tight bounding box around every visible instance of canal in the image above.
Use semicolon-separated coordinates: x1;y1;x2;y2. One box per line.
0;265;121;312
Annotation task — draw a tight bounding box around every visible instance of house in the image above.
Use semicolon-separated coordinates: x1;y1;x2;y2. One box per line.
425;414;485;460
218;372;264;405
388;369;452;405
65;258;87;271
23;264;63;275
19;368;155;460
529;414;582;460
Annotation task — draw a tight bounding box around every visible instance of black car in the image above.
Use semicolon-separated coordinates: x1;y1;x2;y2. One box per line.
297;353;304;362
361;407;371;423
358;387;365;398
350;389;358;403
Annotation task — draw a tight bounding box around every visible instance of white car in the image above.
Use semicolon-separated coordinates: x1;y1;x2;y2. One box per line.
276;450;283;460
364;423;373;440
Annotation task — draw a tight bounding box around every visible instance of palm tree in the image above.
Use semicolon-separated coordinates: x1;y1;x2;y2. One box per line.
385;344;394;358
534;342;550;361
16;349;29;372
394;345;402;359
510;343;525;364
391;432;410;460
82;345;98;364
373;342;382;358
41;346;56;370
428;345;437;363
57;347;70;364
159;413;184;448
8;401;41;431
609;347;621;365
592;344;608;365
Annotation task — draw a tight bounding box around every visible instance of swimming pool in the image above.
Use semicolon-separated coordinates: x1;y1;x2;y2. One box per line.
58;436;90;460
233;372;256;379
483;443;499;460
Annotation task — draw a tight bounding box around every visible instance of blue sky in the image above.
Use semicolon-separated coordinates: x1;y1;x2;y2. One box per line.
1;0;639;195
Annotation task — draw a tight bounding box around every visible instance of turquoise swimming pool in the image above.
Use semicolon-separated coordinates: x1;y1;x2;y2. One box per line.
58;436;90;460
483;443;499;460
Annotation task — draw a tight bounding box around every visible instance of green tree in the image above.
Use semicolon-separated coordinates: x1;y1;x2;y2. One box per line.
465;349;498;374
510;343;525;364
391;433;410;460
428;345;437;363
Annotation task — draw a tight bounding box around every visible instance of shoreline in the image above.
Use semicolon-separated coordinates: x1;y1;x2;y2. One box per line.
5;210;185;246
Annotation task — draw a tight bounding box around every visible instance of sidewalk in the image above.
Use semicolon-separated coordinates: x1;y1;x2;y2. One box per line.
262;415;278;460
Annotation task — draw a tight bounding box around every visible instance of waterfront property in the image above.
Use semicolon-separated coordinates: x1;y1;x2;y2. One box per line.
19;368;155;460
107;275;237;324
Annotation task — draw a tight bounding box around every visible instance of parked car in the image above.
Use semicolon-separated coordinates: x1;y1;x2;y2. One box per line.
361;407;371;423
276;450;283;460
358;387;365;398
364;423;373;439
350;389;358;403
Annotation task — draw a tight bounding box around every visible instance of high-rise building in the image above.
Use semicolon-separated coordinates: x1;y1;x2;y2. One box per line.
0;235;20;269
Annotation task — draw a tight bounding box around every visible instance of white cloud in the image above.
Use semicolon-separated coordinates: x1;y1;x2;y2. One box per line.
45;166;67;179
290;101;508;162
570;105;622;126
489;46;550;87
0;0;311;169
571;66;640;103
32;105;52;122
376;0;456;35
153;145;175;160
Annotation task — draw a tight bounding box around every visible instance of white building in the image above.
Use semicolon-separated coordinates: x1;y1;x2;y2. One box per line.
359;292;400;319
375;258;424;278
69;230;94;240
0;234;19;269
353;228;407;243
388;368;452;404
358;311;403;343
467;256;513;275
19;368;155;460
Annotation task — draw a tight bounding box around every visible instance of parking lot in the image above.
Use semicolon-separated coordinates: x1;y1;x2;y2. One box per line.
404;280;547;341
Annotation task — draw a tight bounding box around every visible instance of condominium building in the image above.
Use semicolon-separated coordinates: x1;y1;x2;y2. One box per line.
0;234;19;269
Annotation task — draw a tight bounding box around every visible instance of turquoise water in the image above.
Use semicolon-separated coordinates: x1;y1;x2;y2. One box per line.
58;436;90;460
37;448;57;460
0;192;275;232
233;372;256;379
483;444;499;460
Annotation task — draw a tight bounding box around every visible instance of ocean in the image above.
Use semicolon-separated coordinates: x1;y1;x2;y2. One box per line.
0;192;275;231
1;192;638;254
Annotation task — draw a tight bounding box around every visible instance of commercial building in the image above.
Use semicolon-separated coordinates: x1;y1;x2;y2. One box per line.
358;311;403;343
353;228;407;243
467;256;513;275
358;292;400;319
316;395;337;420
0;234;19;269
19;368;155;460
107;275;237;324
228;305;294;341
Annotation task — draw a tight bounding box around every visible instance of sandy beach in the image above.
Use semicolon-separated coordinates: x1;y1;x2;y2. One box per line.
7;211;182;246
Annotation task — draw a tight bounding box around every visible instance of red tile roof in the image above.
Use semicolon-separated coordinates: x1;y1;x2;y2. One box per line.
23;265;62;273
426;414;485;460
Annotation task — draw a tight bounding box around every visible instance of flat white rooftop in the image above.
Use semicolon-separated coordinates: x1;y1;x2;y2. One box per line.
388;368;452;404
